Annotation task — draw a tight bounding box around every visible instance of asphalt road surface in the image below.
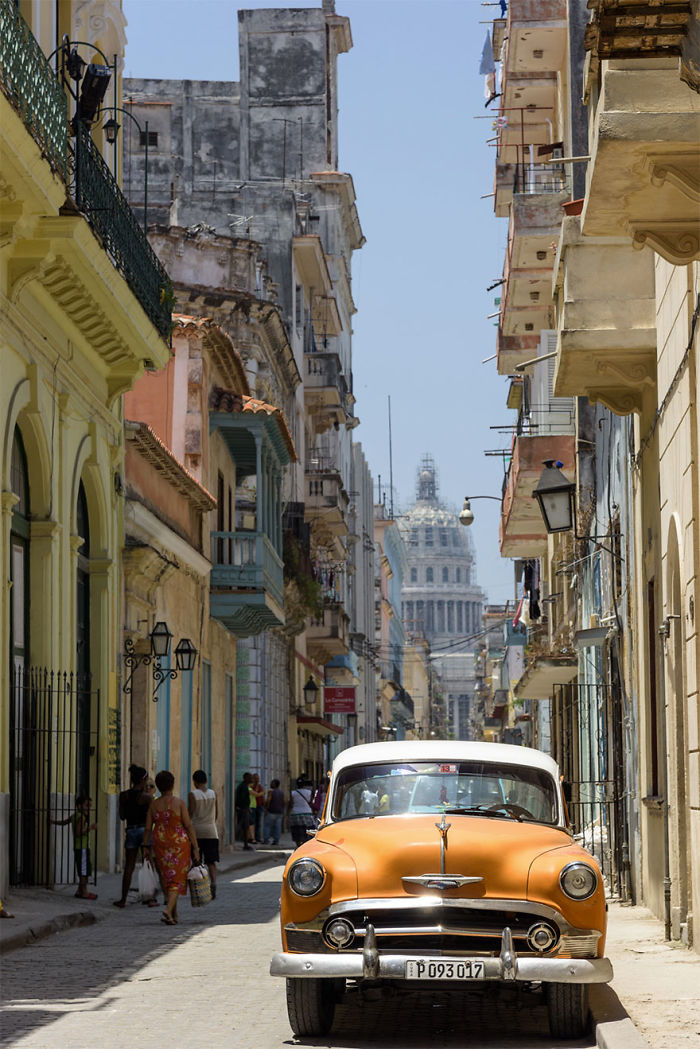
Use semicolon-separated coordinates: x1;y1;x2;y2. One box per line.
0;862;597;1049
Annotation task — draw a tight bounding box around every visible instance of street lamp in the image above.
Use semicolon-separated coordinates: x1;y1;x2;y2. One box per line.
302;675;319;707
459;495;502;527
122;620;197;701
100;104;150;233
532;460;576;534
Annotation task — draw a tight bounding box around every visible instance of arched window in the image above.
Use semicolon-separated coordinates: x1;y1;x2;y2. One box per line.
442;566;449;582
426;566;434;583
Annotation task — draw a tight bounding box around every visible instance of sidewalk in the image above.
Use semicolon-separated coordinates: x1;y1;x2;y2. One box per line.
591;902;700;1049
1;864;698;1049
0;836;294;956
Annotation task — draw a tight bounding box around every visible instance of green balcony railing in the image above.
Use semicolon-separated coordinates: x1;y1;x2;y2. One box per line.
0;0;68;181
74;122;172;340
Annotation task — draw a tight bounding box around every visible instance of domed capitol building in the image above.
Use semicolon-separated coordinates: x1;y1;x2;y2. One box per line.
399;456;485;739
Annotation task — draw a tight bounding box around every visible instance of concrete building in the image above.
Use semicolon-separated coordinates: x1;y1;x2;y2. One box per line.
374;504;409;740
0;0;172;892
399;457;485;740
122;2;368;792
124;312;296;841
486;0;700;951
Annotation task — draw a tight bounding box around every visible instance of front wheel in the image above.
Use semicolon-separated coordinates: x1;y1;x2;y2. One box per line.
285;977;336;1037
545;982;589;1039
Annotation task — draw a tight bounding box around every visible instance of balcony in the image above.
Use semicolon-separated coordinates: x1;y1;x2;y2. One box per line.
581;64;700;264
305;464;349;538
585;0;694;64
304;352;349;433
499;433;575;558
495;159;567;218
209;388;297;635
210;531;284;635
514;654;577;700
497;191;568;372
0;0;171;379
552;215;657;415
306;602;350;663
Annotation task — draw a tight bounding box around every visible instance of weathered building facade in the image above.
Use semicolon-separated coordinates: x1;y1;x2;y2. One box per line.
0;0;172;892
486;0;699;951
122;2;369;794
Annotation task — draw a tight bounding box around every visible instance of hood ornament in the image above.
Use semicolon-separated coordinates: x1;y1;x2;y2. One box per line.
435;812;451;874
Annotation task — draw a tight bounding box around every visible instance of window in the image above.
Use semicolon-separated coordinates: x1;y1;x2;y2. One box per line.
139;130;158;148
442;567;449;582
456;567;461;582
425;527;433;546
410;567;417;582
440;530;448;547
426;567;434;583
295;285;304;331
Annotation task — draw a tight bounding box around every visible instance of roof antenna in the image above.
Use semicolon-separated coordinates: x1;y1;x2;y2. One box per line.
388;395;394;519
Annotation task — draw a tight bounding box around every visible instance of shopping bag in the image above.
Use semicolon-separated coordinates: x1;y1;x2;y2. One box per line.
138;859;158;901
188;863;212;907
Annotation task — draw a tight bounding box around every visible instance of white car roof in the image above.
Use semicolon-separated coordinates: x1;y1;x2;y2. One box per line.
331;740;561;780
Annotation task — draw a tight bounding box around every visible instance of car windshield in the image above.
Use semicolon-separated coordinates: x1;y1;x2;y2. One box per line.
329;760;558;825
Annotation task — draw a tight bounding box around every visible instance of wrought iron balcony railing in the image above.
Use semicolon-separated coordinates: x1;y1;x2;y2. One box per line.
0;0;68;181
74;123;172;339
0;0;171;341
513;162;567;196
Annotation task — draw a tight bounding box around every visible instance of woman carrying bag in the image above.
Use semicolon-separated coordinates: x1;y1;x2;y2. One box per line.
143;769;199;925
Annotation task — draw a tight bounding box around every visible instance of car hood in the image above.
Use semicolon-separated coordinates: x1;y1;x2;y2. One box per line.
316;814;570;900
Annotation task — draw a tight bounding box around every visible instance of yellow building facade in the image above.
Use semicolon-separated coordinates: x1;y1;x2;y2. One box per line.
0;0;170;892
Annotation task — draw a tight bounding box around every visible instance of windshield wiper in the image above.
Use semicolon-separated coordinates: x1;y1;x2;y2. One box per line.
443;806;523;821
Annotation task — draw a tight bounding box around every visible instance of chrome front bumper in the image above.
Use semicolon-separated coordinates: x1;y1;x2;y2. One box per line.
270;925;613;984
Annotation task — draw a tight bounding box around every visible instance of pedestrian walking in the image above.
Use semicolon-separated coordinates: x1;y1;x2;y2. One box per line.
50;794;98;899
143;769;199;925
287;775;316;848
113;764;156;909
312;774;329;820
188;770;219;899
250;773;265;843
263;778;286;845
235;772;254;850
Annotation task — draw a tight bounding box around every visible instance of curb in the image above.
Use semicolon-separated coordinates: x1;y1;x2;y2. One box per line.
219;848;291;875
590;984;650;1049
0;908;102;955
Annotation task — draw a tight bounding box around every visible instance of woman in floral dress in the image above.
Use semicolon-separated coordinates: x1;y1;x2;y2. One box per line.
143;769;199;925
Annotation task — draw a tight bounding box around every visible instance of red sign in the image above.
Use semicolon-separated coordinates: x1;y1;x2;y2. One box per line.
324;686;356;714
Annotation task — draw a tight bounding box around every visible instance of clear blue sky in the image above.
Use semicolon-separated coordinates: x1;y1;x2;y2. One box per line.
123;0;514;604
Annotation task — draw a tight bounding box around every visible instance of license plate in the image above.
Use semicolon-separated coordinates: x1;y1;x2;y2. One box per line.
405;958;485;980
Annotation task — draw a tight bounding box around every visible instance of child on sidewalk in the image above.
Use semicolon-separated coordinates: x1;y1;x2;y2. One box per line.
51;794;98;899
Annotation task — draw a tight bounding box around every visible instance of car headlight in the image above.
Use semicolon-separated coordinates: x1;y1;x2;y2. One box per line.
288;858;326;897
559;861;598;900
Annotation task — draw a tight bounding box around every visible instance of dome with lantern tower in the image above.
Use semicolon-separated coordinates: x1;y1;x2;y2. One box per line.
399;455;486;739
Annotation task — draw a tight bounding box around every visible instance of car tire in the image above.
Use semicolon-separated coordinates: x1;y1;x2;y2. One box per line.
286;977;336;1036
545;982;589;1039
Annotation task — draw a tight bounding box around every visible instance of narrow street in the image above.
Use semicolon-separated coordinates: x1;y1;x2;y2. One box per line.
0;861;597;1049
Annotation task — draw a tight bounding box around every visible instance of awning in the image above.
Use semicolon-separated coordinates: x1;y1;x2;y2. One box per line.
296;716;343;738
514;658;577;700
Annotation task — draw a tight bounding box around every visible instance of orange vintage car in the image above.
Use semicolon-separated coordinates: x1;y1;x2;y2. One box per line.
271;740;612;1039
